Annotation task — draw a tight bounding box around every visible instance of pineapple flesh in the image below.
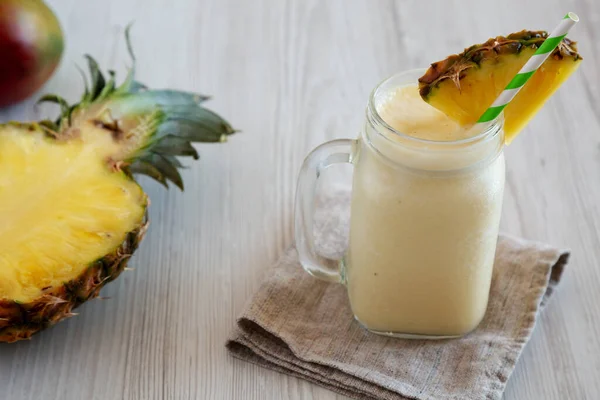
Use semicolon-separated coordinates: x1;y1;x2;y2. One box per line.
0;29;235;342
0;124;146;303
418;30;582;143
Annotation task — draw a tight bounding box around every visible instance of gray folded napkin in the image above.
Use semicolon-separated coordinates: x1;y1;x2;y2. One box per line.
226;188;569;400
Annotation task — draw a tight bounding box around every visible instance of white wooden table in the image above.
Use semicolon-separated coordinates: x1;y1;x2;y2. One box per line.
1;0;599;399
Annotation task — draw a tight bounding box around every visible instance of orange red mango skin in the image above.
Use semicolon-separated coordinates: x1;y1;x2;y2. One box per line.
0;0;64;107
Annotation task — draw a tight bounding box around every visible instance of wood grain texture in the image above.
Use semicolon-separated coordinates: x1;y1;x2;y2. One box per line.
0;0;599;399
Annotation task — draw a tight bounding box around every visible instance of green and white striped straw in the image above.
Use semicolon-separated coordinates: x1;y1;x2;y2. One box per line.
477;12;579;123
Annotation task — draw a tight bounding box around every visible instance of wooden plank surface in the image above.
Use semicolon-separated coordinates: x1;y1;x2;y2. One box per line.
1;0;599;399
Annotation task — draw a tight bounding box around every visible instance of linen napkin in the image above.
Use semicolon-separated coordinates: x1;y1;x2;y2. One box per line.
226;187;569;400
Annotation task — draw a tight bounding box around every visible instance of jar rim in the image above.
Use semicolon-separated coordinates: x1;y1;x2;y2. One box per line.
367;68;504;148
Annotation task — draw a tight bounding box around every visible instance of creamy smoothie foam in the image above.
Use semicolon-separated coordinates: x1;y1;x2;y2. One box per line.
345;84;505;337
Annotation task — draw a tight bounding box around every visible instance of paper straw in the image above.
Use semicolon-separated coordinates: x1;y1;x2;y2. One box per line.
477;12;579;123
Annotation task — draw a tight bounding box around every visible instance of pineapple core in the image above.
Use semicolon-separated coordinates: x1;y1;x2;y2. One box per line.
0;125;146;303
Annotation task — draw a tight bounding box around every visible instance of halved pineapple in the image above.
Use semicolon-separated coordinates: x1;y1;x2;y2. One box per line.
418;30;582;143
0;29;235;342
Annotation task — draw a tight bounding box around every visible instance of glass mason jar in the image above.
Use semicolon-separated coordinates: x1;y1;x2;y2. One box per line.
294;69;505;339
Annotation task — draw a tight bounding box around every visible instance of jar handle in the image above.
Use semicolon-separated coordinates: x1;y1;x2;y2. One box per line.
294;139;357;283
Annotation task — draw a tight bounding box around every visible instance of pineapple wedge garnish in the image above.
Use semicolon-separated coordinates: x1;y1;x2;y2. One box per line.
418;30;582;143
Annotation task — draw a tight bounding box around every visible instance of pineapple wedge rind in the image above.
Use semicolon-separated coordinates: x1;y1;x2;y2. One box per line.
418;30;582;143
0;28;235;342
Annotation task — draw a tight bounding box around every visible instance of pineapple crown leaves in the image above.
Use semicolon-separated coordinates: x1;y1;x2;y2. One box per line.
37;24;237;190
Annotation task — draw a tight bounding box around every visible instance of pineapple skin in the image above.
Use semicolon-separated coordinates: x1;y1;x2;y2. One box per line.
0;218;147;343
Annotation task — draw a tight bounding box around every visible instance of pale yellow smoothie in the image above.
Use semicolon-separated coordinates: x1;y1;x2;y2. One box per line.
346;84;505;337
